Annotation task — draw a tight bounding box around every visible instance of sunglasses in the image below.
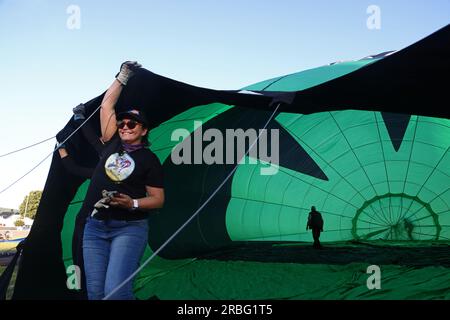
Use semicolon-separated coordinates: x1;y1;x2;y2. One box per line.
117;120;142;130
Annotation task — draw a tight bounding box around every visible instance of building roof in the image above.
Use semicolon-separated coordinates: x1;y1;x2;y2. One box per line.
0;208;20;219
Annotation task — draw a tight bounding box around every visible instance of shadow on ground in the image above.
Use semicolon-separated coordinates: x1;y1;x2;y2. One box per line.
198;241;450;267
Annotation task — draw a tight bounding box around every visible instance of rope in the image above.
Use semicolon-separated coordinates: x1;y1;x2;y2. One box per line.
0;86;117;196
103;103;282;300
0;105;102;195
0;136;56;158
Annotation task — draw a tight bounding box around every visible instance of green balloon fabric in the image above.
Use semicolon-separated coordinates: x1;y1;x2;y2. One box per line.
59;57;449;300
227;62;449;242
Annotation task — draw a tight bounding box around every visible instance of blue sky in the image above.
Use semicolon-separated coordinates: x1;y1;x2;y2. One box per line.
0;0;449;209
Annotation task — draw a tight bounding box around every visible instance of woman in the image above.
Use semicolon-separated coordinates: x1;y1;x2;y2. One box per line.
79;61;165;300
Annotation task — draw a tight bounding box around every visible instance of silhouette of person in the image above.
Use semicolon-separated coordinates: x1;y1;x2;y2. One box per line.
306;206;324;249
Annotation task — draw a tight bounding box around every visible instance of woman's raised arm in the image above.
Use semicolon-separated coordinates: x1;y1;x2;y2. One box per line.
100;61;142;142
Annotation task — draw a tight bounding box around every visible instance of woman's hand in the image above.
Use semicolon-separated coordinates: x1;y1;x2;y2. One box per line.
110;193;133;209
116;61;142;86
109;187;165;211
58;147;68;159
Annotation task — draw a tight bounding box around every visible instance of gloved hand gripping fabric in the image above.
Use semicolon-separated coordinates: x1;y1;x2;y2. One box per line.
115;61;142;86
72;103;86;121
90;190;118;217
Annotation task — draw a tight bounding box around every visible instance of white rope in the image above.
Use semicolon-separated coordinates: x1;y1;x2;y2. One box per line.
0;104;102;195
0;84;121;195
0;136;56;158
103;103;282;300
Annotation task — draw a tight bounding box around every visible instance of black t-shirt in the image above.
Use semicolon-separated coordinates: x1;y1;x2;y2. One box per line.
79;135;164;220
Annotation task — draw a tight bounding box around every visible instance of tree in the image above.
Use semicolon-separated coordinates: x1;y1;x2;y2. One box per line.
14;219;25;227
19;190;42;220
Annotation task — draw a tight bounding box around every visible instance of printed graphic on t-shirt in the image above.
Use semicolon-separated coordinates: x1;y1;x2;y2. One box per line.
104;152;135;182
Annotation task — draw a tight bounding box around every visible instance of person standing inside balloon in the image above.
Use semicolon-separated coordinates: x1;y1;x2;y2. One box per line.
79;61;165;300
306;206;324;249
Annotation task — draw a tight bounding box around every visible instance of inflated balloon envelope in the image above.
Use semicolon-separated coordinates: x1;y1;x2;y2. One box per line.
12;24;450;299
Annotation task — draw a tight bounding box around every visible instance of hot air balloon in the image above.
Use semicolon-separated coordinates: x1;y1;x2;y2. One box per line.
7;25;450;300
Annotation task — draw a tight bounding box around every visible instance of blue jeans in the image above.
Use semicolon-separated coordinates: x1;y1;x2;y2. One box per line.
82;217;149;300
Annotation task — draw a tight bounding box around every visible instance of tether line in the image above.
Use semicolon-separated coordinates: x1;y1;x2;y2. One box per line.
0;88;116;195
0;136;56;158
